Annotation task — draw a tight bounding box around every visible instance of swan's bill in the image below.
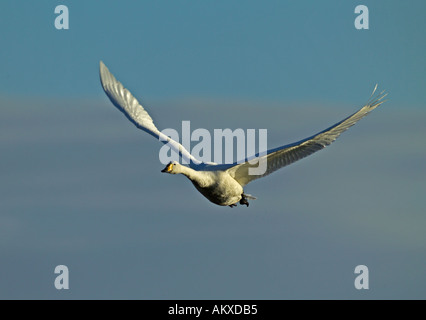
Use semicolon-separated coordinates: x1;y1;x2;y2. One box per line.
161;162;174;173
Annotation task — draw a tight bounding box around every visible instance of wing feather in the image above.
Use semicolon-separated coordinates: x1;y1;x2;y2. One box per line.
227;86;387;186
99;61;203;166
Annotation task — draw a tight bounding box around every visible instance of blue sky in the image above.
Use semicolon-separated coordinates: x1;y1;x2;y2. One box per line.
0;1;425;299
1;1;426;105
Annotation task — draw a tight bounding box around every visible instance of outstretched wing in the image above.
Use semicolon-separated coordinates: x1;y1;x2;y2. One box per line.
99;61;203;166
226;86;387;186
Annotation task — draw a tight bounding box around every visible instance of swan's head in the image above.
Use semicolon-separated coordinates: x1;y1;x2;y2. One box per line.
161;161;180;174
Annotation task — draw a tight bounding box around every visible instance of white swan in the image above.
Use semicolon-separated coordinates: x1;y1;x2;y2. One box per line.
99;61;386;207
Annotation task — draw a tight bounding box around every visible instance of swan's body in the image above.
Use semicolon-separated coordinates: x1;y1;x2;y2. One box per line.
166;164;244;206
99;61;386;207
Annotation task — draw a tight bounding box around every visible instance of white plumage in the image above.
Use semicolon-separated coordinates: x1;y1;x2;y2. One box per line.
100;61;386;207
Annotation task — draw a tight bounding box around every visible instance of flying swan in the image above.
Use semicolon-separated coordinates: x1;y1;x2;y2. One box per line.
99;61;386;208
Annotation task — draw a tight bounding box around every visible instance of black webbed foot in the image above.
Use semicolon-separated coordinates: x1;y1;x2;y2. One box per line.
239;196;249;207
229;204;237;208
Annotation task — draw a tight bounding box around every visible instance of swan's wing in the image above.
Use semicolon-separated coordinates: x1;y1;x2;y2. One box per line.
99;61;203;166
226;86;387;186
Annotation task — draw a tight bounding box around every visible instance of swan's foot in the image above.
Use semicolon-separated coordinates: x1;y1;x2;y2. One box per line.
229;204;237;208
239;196;249;207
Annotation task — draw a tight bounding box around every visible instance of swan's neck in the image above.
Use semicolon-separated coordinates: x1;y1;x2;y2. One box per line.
178;166;213;188
179;165;199;181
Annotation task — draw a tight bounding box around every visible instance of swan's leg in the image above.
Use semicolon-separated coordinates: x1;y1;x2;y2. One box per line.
239;195;249;207
229;203;237;208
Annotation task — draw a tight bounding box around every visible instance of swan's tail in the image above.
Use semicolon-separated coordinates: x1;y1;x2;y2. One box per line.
243;193;257;200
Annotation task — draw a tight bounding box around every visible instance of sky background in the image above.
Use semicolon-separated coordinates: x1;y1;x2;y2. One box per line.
0;1;425;299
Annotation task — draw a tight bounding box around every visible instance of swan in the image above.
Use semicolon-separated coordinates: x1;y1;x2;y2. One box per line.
99;61;386;208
